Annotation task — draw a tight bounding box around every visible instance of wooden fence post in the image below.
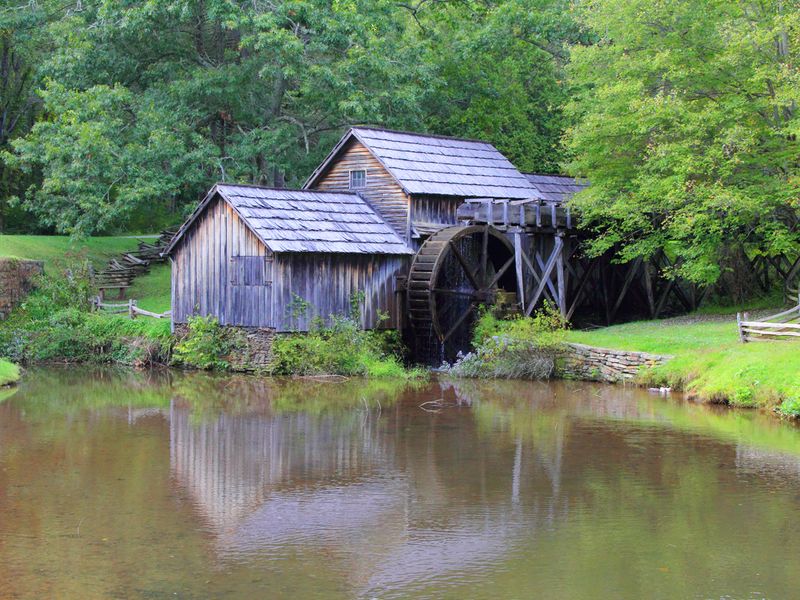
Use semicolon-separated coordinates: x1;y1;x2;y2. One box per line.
737;312;746;343
128;299;136;319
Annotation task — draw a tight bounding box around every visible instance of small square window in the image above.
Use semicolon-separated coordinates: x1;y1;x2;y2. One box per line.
349;169;366;189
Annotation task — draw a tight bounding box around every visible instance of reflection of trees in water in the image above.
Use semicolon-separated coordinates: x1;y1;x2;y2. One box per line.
170;373;417;422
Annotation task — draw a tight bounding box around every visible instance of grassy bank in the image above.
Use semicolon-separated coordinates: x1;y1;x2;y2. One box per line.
0;235;171;311
566;313;800;416
127;264;171;313
0;359;21;386
0;235;144;270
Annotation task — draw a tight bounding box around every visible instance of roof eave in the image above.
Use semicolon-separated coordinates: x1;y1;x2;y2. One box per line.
302;128;357;190
163;184;221;255
163;185;275;256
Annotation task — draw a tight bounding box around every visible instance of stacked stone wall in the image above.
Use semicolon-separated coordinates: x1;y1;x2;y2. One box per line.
0;259;44;319
557;342;671;383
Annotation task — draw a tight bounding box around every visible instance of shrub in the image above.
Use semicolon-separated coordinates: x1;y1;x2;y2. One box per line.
271;314;420;378
779;396;800;418
448;302;567;380
0;261;171;366
0;307;171;365
173;315;243;370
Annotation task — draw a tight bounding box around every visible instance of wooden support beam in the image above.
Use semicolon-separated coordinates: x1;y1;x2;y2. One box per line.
600;257;611;324
518;237;556;304
654;277;676;319
556;235;567;316
767;255;789;280
608;257;642;323
487;256;516;289
449;241;481;290
534;243;560;301
525;236;563;316
514;232;525;309
643;260;656;318
481;224;489;283
566;259;598;321
669;280;694;312
787;255;800;285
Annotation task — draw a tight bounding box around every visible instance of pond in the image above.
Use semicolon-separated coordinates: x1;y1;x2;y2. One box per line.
1;368;800;599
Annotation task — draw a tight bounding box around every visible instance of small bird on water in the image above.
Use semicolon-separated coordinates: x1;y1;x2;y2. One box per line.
648;387;672;395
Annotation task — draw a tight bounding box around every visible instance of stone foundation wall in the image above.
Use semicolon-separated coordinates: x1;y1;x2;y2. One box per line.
173;323;276;371
557;342;671;383
0;259;44;319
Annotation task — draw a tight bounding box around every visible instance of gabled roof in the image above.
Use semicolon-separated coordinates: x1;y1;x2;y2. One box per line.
304;127;542;200
523;173;589;204
165;184;413;256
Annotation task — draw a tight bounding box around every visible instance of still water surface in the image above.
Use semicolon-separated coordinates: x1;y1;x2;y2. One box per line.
1;368;800;599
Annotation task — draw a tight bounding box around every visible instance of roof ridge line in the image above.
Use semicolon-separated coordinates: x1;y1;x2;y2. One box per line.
351;125;497;146
215;182;363;196
523;172;588;179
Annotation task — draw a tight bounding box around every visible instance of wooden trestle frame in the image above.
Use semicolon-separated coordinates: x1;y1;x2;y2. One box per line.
455;198;708;324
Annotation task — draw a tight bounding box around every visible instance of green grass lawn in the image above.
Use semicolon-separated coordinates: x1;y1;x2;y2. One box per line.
127;264;171;313
0;234;171;315
0;359;21;386
567;312;800;413
0;235;149;271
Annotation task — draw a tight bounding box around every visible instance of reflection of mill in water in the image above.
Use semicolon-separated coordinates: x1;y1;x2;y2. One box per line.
167;382;571;595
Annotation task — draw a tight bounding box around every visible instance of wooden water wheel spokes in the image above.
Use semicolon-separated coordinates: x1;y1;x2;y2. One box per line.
407;225;517;358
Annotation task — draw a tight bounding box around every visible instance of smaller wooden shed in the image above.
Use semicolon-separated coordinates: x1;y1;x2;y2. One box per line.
165;184;413;331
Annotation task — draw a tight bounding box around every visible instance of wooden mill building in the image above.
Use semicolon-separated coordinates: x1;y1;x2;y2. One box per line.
167;126;678;359
164;184;412;331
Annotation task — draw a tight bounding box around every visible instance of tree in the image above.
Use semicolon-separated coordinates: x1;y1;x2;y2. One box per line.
3;0;582;235
408;0;587;172
565;0;800;285
5;0;429;235
0;0;56;232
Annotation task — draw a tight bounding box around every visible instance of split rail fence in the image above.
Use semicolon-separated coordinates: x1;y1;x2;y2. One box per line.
92;297;171;320
737;294;800;342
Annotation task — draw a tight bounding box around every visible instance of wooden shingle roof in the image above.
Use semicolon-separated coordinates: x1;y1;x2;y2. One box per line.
305;127;542;199
166;184;413;256
523;173;589;204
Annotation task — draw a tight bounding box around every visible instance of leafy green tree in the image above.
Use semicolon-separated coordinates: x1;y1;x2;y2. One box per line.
565;0;800;285
5;0;429;235
409;0;587;172
3;0;582;235
0;0;58;232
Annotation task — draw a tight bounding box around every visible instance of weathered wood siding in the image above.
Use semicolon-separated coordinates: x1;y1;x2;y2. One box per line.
271;253;407;331
310;139;410;239
171;195;407;331
409;194;464;250
411;195;463;227
172;196;273;327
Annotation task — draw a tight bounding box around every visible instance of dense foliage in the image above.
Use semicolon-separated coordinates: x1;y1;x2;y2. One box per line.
173;315;243;370
566;0;800;285
271;315;419;377
0;268;171;366
448;305;567;379
0;0;575;235
2;0;798;292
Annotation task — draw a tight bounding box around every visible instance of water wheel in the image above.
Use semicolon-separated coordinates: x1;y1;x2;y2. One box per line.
407;225;517;360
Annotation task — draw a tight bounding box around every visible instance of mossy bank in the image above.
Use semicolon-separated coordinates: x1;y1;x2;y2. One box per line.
566;313;800;418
